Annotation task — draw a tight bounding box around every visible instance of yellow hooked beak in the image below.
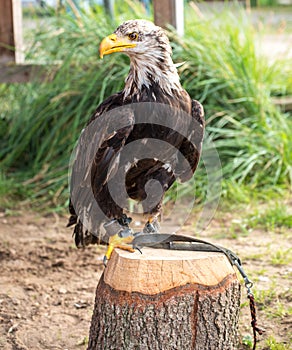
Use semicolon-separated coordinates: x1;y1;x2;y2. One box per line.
99;34;137;59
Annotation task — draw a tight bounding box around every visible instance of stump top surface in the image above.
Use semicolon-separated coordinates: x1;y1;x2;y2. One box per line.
104;248;236;295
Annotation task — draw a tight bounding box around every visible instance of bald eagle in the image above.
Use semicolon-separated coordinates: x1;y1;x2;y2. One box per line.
68;19;204;263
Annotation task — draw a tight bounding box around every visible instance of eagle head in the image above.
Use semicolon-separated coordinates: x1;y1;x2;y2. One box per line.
99;19;181;96
99;19;170;58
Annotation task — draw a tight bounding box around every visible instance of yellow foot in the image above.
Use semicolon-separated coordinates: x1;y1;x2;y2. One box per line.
103;229;135;266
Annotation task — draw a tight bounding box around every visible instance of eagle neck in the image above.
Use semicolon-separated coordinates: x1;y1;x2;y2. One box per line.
123;53;182;99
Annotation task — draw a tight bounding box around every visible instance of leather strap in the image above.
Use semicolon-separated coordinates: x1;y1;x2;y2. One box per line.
132;232;265;349
133;233;242;270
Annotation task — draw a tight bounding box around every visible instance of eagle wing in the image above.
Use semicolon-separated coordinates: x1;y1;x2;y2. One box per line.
68;93;204;246
176;99;205;183
68;93;135;246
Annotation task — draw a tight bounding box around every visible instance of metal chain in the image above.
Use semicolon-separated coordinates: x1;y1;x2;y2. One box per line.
229;253;265;350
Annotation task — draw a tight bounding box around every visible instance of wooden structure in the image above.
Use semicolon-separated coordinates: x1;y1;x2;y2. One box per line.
0;0;31;83
88;248;241;350
0;0;23;63
0;0;184;82
153;0;184;36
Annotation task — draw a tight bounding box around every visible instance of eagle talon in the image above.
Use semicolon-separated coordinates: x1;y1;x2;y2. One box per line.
103;222;136;265
103;255;108;267
133;245;143;255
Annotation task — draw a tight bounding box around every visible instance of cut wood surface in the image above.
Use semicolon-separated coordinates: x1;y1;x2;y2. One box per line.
88;247;241;350
104;247;236;294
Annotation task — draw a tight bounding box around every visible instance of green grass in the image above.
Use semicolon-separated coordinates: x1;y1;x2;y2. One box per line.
216;200;292;238
178;13;292;187
265;336;292;350
266;301;292;319
0;2;291;209
270;248;292;265
246;204;292;231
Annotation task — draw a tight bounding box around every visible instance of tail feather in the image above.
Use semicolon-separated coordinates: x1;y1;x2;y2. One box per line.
67;200;78;227
67;214;77;227
73;221;99;248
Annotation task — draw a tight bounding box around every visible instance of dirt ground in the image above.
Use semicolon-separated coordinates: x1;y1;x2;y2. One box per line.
0;212;104;350
0;206;291;350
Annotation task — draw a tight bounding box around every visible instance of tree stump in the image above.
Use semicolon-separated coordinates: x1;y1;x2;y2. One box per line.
88;247;241;350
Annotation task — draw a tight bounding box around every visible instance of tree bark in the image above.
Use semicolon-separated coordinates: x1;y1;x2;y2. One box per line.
88;248;241;350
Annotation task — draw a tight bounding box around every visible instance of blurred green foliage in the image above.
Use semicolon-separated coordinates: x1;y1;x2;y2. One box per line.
0;1;291;209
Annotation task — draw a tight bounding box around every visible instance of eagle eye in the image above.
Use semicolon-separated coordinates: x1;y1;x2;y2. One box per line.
128;32;138;41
